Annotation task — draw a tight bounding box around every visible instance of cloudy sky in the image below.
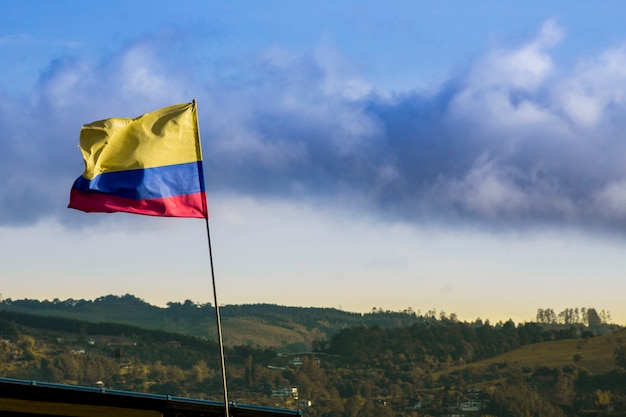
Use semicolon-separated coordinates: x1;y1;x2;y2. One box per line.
3;1;626;324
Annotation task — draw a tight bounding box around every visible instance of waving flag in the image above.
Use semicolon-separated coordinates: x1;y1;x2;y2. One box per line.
68;102;208;218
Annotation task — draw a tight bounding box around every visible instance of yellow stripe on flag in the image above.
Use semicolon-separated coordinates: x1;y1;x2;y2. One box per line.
79;102;201;180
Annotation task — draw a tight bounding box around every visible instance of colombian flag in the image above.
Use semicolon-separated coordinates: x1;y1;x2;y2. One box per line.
68;102;208;219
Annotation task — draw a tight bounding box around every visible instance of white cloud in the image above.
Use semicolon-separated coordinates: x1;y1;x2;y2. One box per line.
38;61;94;109
432;158;529;218
469;19;562;92
116;44;185;102
447;21;566;139
313;38;374;100
554;44;626;127
594;181;626;219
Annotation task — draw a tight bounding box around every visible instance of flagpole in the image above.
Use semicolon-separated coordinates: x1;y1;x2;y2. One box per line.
193;99;230;417
205;217;230;417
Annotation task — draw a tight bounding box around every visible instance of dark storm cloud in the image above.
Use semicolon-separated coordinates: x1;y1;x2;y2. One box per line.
199;21;626;232
4;21;626;232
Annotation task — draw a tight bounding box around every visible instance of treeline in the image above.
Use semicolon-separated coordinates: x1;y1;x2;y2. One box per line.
0;295;423;342
2;296;617;346
17;296;424;330
536;307;611;326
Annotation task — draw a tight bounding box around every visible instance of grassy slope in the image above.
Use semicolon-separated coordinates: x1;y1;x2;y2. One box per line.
456;329;626;376
0;303;342;350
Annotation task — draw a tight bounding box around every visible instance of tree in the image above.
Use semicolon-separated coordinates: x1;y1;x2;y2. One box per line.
488;374;565;417
594;389;611;409
126;361;149;388
536;308;544;323
587;308;602;327
18;335;37;360
40;358;62;381
615;346;626;370
189;360;212;383
0;318;18;340
600;309;611;324
54;352;81;380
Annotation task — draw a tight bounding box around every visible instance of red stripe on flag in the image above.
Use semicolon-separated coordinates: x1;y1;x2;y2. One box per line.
69;189;208;219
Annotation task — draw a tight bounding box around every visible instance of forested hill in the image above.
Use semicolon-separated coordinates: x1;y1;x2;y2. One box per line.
0;302;624;416
0;295;421;351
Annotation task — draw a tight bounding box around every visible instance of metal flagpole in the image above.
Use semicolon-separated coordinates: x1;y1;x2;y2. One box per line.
205;217;230;417
194;99;230;417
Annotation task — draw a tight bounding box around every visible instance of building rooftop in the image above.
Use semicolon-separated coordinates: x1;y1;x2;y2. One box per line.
0;377;302;417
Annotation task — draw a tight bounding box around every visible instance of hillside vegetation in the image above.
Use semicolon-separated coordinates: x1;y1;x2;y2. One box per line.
0;295;624;417
465;330;626;375
0;295;422;351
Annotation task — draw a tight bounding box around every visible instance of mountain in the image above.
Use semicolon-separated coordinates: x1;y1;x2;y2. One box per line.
0;294;420;351
1;297;624;416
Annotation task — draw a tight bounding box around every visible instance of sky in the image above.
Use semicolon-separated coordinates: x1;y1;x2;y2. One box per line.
3;1;626;324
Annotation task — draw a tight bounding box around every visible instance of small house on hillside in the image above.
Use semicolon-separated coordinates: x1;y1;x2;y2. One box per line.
271;387;299;400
